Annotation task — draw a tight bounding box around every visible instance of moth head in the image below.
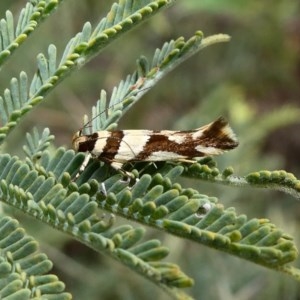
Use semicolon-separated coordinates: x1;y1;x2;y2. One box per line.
72;130;88;151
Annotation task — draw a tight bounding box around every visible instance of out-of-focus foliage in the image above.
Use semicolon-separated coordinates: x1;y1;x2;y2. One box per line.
174;2;300;299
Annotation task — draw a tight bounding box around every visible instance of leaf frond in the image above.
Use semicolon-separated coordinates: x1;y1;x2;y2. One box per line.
0;153;194;297
12;144;297;275
82;32;230;132
0;71;30;143
23;127;54;162
182;161;300;200
245;170;300;199
89;166;298;270
0;215;71;299
0;0;174;144
0;0;63;66
87;0;174;55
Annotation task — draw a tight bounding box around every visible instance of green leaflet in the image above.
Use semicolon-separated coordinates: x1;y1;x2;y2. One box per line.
0;216;70;299
0;152;194;295
11;142;297;269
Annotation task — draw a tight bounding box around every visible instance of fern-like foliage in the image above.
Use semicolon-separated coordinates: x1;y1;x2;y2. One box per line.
0;1;300;299
0;0;63;66
182;163;300;199
81;31;230;134
0;215;70;299
0;0;174;143
0;152;195;298
28;144;297;269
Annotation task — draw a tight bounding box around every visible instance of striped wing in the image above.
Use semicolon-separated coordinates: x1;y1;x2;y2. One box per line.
88;117;238;164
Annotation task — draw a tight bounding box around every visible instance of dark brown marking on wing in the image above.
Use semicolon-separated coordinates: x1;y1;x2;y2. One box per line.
199;117;239;149
133;133;205;161
132;117;238;161
98;131;124;162
78;133;98;152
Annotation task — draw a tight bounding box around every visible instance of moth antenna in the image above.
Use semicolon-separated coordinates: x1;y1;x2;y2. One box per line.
120;138;137;157
79;86;151;134
107;136;138;157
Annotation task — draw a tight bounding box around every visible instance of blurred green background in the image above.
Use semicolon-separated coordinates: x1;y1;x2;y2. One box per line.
1;0;300;299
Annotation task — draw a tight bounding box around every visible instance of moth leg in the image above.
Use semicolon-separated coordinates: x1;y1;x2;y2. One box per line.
100;182;107;196
138;162;157;174
73;152;92;180
109;161;136;182
177;158;197;164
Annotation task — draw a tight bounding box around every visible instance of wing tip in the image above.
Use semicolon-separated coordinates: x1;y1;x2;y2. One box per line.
203;116;239;151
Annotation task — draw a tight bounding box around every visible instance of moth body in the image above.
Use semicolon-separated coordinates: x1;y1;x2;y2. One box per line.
72;117;238;175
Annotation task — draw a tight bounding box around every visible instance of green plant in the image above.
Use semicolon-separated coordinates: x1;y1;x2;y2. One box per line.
0;1;300;299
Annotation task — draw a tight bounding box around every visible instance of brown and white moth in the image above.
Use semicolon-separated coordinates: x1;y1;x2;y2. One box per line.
72;116;238;178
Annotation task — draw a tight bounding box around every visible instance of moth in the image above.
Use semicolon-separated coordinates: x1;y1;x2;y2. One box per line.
72;116;238;178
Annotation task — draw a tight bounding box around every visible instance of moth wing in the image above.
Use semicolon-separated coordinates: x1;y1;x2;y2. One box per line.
111;130;189;162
